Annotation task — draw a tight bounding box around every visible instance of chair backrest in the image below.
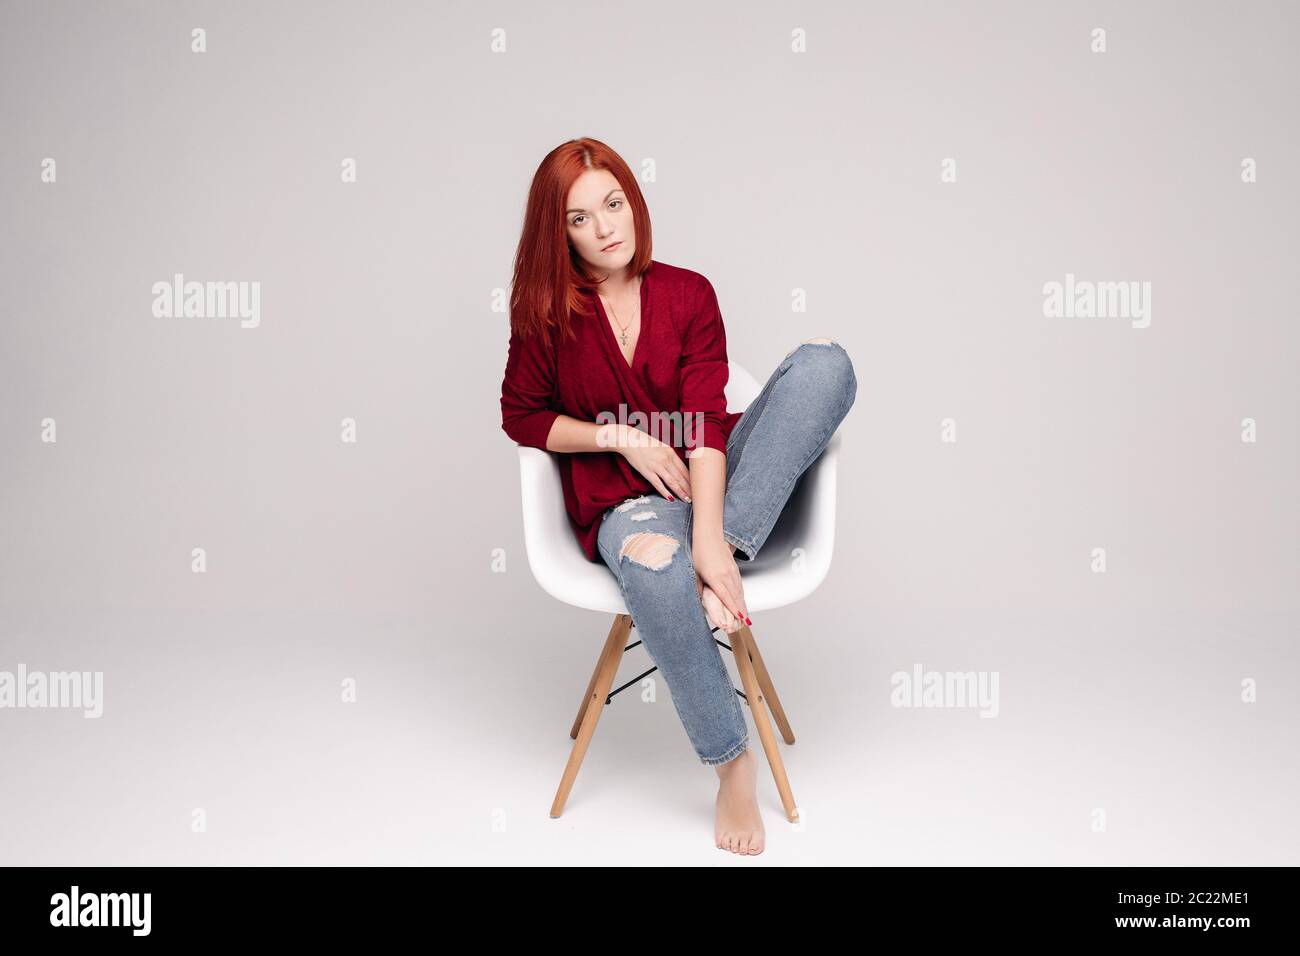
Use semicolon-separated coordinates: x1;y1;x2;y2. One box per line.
725;361;763;413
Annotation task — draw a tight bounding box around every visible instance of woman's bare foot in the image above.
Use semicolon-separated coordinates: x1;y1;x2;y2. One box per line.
714;747;765;854
697;578;742;635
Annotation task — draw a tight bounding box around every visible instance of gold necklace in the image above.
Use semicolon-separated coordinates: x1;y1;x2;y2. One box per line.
602;279;640;346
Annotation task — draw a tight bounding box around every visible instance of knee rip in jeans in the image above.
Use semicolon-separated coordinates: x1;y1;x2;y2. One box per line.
618;531;680;571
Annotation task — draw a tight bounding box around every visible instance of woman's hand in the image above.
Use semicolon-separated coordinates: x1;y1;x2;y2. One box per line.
691;537;750;627
617;427;692;502
696;574;743;634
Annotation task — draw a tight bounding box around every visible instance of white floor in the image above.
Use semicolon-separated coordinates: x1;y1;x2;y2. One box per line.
1;606;1294;866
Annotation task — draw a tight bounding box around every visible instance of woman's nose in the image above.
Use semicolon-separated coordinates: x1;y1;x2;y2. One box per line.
594;214;614;236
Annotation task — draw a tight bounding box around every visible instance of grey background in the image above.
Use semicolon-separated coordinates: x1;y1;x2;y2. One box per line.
1;0;1295;864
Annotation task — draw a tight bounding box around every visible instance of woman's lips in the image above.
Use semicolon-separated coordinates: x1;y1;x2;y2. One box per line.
602;241;622;252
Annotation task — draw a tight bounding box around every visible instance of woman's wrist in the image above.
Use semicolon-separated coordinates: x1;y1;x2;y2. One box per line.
692;531;728;555
597;422;629;452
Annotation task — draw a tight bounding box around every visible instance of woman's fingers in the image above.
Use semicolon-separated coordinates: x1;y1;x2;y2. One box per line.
709;576;747;627
699;582;739;634
671;458;693;501
668;473;692;503
725;573;750;624
652;463;690;503
647;473;674;501
733;578;749;623
658;456;691;502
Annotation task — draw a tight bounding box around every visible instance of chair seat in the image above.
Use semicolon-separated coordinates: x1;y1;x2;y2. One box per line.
515;361;841;615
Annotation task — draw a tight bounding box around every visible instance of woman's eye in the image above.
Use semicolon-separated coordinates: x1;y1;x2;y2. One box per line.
609;200;623;210
572;215;586;226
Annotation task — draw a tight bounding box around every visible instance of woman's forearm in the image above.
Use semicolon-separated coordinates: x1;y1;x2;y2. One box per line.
687;448;727;544
544;416;634;454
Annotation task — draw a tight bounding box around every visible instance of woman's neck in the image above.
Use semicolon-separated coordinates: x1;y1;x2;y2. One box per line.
592;265;638;299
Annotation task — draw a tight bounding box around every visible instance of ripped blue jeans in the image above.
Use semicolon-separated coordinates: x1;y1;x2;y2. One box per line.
595;340;857;765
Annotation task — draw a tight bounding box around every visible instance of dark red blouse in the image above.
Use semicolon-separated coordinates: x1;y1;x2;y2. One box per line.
500;259;743;561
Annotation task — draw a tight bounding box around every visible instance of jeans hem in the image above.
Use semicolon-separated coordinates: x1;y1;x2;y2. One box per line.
722;529;756;562
699;734;749;766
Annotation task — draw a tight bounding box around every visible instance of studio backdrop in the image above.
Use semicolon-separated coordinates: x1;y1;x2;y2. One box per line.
0;0;1295;865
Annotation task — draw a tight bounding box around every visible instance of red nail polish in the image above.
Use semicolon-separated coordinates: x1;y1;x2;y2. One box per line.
745;617;752;625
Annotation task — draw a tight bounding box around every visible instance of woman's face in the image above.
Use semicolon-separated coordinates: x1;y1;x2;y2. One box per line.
565;168;636;279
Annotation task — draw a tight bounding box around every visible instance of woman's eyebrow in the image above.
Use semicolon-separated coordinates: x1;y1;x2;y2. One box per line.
566;188;624;214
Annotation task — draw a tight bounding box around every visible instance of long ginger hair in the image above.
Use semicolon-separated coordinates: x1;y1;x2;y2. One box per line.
509;138;653;348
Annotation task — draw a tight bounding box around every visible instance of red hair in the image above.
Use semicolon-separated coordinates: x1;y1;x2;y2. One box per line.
509;137;653;348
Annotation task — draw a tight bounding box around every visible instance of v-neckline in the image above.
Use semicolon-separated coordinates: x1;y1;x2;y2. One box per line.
593;267;651;374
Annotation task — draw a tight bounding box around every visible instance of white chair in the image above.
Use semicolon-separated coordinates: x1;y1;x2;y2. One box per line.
515;361;843;821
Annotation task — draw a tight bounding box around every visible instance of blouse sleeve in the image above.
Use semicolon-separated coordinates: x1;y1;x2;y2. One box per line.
500;326;561;450
678;275;731;457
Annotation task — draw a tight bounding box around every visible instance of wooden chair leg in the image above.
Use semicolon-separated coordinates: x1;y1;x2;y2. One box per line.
732;625;799;823
551;613;632;818
741;626;795;745
569;613;633;739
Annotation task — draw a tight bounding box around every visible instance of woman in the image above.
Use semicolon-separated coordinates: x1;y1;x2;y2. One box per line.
500;137;857;855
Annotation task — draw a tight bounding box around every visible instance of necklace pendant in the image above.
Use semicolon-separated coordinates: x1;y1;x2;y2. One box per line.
619;331;627;345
